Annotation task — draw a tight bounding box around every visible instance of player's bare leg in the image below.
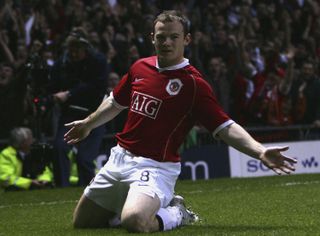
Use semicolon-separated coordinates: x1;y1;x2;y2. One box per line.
73;194;116;228
121;190;161;232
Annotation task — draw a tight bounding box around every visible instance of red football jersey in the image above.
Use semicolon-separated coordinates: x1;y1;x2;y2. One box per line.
112;56;233;162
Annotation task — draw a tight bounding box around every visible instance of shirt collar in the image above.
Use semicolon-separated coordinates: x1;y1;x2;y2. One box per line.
156;58;189;72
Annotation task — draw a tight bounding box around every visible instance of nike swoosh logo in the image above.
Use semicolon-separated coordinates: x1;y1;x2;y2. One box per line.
134;78;144;82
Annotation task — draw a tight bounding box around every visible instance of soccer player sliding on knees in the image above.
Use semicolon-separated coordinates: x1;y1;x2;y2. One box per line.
64;10;297;233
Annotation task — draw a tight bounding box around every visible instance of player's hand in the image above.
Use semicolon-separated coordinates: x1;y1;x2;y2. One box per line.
259;146;297;175
64;120;91;144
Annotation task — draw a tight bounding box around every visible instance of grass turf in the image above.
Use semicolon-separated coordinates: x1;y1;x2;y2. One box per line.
0;174;319;236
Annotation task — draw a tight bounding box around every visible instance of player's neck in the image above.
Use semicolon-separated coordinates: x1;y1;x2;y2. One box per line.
156;57;188;70
157;57;185;68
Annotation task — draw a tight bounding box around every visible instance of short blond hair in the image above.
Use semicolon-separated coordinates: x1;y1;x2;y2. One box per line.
153;10;190;36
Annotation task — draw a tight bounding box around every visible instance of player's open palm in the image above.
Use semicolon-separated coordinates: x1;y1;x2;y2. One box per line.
64;120;91;144
259;146;297;175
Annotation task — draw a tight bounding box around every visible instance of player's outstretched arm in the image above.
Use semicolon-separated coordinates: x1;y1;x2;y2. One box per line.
217;123;297;175
64;95;124;144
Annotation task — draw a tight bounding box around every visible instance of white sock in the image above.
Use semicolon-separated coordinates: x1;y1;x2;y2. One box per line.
156;206;182;231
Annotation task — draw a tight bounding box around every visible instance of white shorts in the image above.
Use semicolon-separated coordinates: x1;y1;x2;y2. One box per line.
84;145;181;214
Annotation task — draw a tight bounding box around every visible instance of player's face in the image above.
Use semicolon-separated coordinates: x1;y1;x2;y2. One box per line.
152;21;190;68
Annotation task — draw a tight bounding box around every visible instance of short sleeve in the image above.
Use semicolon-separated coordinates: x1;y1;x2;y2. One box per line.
193;78;232;133
112;72;132;107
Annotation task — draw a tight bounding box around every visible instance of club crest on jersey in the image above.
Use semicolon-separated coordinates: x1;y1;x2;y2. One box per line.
166;79;183;96
131;91;162;119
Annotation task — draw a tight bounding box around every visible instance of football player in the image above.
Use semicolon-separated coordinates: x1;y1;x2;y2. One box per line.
64;10;297;233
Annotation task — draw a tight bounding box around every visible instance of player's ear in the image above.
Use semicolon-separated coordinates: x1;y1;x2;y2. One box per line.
150;32;155;44
184;33;191;46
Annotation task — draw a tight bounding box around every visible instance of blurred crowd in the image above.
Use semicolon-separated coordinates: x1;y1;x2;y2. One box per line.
1;0;320;141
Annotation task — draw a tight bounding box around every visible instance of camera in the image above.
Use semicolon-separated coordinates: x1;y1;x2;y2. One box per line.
25;50;55;112
26;52;50;97
24;50;55;139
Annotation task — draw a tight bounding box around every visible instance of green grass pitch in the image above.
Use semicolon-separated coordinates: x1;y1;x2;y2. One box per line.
0;174;319;236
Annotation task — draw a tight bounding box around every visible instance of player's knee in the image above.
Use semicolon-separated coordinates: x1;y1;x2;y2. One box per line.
73;204;86;228
73;215;85;229
72;208;91;229
122;211;150;233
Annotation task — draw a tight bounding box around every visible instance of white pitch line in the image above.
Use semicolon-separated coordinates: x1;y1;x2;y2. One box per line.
0;200;78;209
186;180;320;194
282;180;320;186
1;180;318;208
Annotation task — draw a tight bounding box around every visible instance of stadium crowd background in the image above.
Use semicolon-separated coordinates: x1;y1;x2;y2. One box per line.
0;0;320;142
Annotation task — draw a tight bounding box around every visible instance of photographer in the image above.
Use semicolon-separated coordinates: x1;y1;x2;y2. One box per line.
49;27;108;187
0;127;53;191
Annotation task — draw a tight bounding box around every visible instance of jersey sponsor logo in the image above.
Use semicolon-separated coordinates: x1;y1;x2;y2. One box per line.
166;78;183;96
131;91;162;119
